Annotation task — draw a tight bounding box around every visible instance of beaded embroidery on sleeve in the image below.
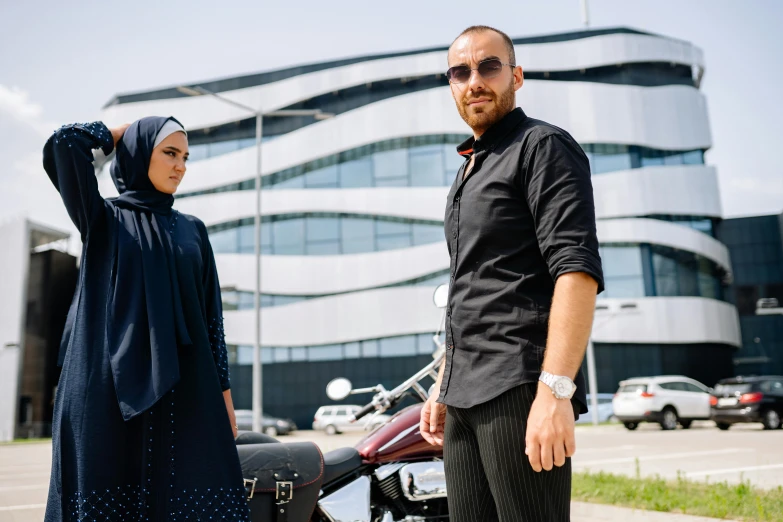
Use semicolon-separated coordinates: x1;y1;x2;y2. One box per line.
209;316;231;390
53;121;114;155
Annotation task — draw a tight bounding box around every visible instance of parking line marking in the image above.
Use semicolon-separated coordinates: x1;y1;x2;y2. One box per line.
0;504;46;512
574;448;752;467
0;472;49;479
0;464;49;470
576;445;638;453
686;463;783;478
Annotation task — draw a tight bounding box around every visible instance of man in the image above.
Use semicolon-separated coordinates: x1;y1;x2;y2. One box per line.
420;25;603;521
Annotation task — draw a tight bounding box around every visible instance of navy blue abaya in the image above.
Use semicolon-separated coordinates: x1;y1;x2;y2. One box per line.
42;120;250;521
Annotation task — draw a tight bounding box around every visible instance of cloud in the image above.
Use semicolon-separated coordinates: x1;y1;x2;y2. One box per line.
0;84;57;137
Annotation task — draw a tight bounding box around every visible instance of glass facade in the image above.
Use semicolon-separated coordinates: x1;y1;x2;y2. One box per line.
221;269;450;310
178;139;705;200
583;342;735;393
188;136;277;162
599;245;646;298
228;333;441;365
222;291;308;310
714;213;783;375
582;144;704;175
207;213;444;255
179;135;469;198
599;244;725;300
110;28;682;106
647;215;715;237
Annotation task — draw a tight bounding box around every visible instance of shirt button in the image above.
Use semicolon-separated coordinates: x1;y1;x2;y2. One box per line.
452;231;457;238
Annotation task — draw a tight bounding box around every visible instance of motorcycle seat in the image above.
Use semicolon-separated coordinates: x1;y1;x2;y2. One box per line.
322;447;362;485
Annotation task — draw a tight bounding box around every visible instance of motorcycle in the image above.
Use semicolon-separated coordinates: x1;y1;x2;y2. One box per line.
236;284;450;522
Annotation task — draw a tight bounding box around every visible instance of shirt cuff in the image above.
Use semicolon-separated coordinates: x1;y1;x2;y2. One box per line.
546;245;605;294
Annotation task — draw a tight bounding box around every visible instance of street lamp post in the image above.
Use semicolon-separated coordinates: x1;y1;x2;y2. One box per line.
587;303;639;425
585;338;600;426
580;0;590;28
176;85;332;433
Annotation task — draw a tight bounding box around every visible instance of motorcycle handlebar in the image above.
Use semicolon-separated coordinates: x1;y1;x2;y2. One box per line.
351;402;377;422
346;348;446;423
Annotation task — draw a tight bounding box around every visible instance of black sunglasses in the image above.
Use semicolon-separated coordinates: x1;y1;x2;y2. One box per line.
446;58;515;84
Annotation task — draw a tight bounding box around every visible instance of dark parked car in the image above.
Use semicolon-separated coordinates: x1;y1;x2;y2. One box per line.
234;409;297;437
710;376;783;430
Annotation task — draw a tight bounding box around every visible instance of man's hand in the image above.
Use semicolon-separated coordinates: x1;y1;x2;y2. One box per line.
525;382;576;472
109;123;131;147
420;396;446;446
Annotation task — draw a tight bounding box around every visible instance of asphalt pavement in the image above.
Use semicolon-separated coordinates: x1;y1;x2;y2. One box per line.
1;422;776;521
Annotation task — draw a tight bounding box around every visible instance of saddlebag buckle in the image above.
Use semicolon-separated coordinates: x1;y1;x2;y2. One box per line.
276;481;293;503
243;477;258;500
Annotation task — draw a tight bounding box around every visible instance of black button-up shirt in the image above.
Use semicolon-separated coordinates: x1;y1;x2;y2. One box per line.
437;108;604;413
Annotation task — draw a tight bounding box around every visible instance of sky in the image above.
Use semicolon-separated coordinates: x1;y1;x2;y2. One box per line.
1;0;782;240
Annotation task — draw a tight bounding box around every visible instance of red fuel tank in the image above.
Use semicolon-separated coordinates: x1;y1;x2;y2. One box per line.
355;403;443;465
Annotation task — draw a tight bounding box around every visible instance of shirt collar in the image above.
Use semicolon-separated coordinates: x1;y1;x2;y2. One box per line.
456;107;527;157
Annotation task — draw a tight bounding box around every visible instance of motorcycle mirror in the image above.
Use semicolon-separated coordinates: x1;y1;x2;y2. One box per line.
326;377;353;401
432;284;449;309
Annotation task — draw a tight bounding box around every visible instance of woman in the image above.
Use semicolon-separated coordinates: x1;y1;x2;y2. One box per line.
42;117;251;521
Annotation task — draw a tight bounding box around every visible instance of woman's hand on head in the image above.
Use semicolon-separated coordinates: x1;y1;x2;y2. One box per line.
109;124;131;147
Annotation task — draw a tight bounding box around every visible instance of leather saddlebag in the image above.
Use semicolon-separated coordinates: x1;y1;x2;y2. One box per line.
238;441;324;522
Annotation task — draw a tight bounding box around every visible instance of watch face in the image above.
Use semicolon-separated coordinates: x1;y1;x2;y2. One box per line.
554;379;572;397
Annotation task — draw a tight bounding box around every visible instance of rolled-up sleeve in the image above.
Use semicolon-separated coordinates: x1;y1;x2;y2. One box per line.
523;134;604;293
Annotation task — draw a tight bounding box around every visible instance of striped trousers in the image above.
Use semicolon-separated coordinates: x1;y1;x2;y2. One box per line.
443;383;575;522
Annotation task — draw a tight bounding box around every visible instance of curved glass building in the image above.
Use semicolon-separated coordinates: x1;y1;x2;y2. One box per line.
100;27;740;424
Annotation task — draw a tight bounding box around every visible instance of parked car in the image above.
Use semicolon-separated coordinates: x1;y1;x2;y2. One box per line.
576;393;616;424
312;405;391;435
710;376;783;430
612;376;712;430
234;409;296;437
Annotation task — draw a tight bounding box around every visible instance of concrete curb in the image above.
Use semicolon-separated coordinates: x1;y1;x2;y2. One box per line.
572;502;737;521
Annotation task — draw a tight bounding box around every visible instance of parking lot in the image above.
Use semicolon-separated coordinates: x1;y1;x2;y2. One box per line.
572;422;781;489
0;423;779;521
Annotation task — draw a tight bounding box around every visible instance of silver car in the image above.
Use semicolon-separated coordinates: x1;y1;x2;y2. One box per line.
576;393;616;424
234;409;296;437
312;405;391;435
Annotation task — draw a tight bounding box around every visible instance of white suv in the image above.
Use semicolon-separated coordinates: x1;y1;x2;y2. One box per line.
612;376;712;431
312;405;391;435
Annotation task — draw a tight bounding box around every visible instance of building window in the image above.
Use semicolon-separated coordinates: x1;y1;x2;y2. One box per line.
651;245;724;300
178;139;706;199
599;245;645;298
581;144;705;175
220;270;450;311
208;213;444;256
583;144;632;174
732;284;783;316
227;334;430;365
647;215;715;237
599;244;726;301
178;134;469;198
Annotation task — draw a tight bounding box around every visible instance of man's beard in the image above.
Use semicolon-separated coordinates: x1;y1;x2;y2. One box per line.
456;80;516;134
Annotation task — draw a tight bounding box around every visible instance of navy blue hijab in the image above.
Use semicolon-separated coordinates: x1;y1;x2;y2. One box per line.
108;116;192;420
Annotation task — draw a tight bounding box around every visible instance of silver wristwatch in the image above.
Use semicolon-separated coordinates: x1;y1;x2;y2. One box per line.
539;371;577;400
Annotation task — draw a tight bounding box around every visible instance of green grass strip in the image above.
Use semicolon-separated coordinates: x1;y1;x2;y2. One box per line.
573;468;783;521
